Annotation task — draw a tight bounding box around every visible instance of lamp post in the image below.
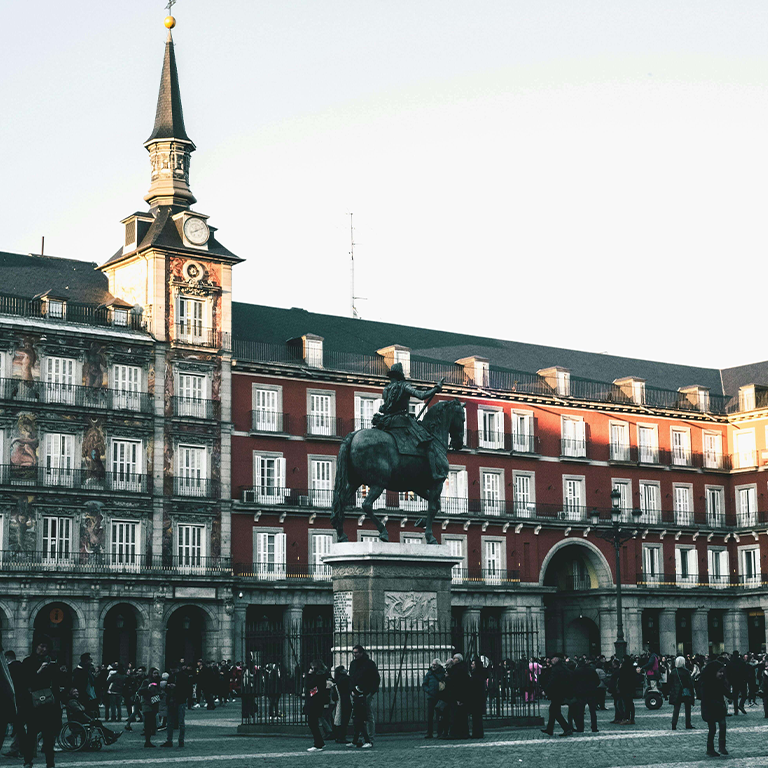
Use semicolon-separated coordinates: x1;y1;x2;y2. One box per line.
590;489;642;660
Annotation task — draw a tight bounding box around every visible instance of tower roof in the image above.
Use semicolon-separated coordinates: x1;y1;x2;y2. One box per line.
146;30;191;144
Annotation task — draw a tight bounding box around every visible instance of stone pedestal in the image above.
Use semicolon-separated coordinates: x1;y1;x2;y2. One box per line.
324;541;460;630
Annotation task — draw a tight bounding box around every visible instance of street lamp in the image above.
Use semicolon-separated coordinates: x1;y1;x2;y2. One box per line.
590;488;641;660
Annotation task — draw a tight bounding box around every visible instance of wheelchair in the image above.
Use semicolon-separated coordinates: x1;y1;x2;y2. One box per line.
58;720;104;751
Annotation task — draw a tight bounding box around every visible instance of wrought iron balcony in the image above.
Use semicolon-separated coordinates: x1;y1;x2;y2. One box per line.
560;438;588;459
731;451;760;470
250;411;290;434
0;378;152;413
173;323;231;350
234;561;332;582
172;477;220;498
0;465;150;493
451;567;521;586
304;415;346;439
172;396;220;420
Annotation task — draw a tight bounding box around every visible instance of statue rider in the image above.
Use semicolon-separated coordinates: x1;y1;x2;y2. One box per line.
371;363;448;481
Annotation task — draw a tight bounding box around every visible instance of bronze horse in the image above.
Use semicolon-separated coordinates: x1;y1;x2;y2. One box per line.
331;399;465;545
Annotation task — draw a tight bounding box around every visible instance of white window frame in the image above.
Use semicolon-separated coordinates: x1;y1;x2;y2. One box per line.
110;438;143;492
111;364;142;411
637;424;659;464
738;545;761;588
675;545;699;587
354;393;383;431
113;307;129;327
110;519;141;571
703;431;724;470
736;484;757;527
705;486;725;528
482;537;506;585
254;527;287;580
177;372;208;418
399;489;428;512
442;466;468;515
673;483;694;527
177;295;206;340
401;533;426;546
253;452;288;503
358;531;382;544
480;468;504;516
513;470;536;518
309;456;335;508
44;356;76;405
252;384;283;432
176;444;209;497
42;515;72;563
44;433;76;488
642;543;662;585
477;407;504;450
305;338;323;368
734;429;757;469
561;416;586;458
609;422;630;462
510;410;534;453
671;427;692;467
612;478;632;522
176;523;208;572
308;530;335;581
307;390;336;437
562;475;586;521
639;480;661;525
442;534;467;583
707;547;729;588
356;484;386;509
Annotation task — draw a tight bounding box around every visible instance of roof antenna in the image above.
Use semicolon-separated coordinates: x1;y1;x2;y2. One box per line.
349;213;366;319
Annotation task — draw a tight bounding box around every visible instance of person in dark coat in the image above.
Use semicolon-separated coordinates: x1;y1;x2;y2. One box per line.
304;660;331;752
669;656;696;730
468;658;487;739
617;657;638;725
348;645;380;742
700;658;730;757
761;659;768;719
445;654;470;739
571;659;600;733
138;668;162;748
0;648;18;755
71;653;99;718
421;659;445;739
332;665;352;743
540;655;573;737
20;635;62;768
726;650;748;715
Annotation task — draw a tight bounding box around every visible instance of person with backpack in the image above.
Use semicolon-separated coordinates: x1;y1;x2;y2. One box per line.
138;668;161;748
669;656;696;730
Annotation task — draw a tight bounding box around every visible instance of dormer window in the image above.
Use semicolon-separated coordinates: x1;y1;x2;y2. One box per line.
538;367;570;397
614;377;646;405
377;345;411;378
679;385;710;413
113;308;129;327
456;356;489;387
305;337;323;368
44;298;65;319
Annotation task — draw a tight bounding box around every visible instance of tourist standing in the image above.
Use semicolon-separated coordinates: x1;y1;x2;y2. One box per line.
617;657;637;725
669;656;695;730
72;653;99;718
138;668;161;748
349;645;380;742
700;658;729;757
540;655;573;737
571;659;600;733
468;658;486;738
421;659;444;739
332;665;352;743
304;660;331;752
726;650;748;715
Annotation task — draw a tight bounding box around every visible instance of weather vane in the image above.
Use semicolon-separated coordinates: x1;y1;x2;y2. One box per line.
164;0;177;29
166;0;176;11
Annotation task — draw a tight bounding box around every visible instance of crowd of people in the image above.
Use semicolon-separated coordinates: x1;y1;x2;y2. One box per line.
0;634;248;768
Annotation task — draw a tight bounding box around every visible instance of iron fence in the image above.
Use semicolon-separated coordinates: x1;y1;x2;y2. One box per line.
241;621;540;731
0;378;153;413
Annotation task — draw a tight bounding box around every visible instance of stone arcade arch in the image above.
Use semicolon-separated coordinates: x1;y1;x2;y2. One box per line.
102;603;145;667
31;601;84;668
165;605;215;668
540;540;614;657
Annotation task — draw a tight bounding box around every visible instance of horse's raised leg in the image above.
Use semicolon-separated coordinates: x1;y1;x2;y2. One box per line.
424;485;442;545
362;486;389;542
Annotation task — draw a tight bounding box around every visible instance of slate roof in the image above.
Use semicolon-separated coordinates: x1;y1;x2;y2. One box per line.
146;31;191;145
100;206;242;268
232;303;743;396
721;361;768;395
0;251;115;305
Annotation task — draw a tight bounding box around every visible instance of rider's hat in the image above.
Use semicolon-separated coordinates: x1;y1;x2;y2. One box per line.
386;362;406;380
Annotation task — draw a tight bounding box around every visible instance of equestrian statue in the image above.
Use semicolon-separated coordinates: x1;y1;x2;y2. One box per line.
331;362;465;545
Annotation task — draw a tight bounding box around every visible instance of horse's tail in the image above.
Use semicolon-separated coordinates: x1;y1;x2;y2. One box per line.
331;432;355;527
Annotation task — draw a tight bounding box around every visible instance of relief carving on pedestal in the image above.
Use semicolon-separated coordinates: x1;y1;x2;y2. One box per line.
385;591;437;627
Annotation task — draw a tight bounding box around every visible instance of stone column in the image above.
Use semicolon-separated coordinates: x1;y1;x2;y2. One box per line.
598;604;616;657
15;593;31;658
148;595;166;668
233;601;248;664
461;608;482;657
283;606;303;674
691;610;709;656
659;608;677;656
625;608;643;656
723;609;748;654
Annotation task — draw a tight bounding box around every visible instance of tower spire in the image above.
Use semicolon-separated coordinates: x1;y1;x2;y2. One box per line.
144;17;196;209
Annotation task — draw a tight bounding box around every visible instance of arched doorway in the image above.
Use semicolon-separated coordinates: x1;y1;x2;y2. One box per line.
540;541;612;656
165;606;207;668
565;617;600;657
33;602;76;668
103;605;139;667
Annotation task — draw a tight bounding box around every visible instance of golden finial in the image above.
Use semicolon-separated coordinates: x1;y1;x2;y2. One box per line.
164;15;176;28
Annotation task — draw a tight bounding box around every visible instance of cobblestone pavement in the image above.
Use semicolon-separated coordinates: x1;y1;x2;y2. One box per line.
37;701;768;768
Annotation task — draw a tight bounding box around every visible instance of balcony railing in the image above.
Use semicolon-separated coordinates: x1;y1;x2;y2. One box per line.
172;396;220;420
234;562;333;582
560;439;587;459
0;465;150;493
172;477;220;498
451;567;521;586
173;323;231;350
674;510;694;527
0;550;231;576
510;434;538;454
736;512;758;528
0;378;152;413
305;416;345;439
708;574;731;589
738;574;762;588
250;411;290;434
609;443;634;463
557;575;593;591
0;293;145;331
731;451;760;470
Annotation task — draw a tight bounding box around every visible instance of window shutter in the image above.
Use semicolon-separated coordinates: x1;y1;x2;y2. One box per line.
256;532;267;566
675;548;682;576
690;548;699;580
275;533;286;572
253;454;263;493
276;457;288;496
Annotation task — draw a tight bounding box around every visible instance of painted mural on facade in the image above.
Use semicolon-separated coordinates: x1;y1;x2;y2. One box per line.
10;412;39;477
83;342;108;389
12;337;40;382
9;495;36;553
82;417;106;484
81;501;105;556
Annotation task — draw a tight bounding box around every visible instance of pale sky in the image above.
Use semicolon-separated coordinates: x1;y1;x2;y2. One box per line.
1;1;766;371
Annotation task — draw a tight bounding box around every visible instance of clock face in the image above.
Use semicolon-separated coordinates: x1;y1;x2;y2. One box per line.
183;216;209;245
